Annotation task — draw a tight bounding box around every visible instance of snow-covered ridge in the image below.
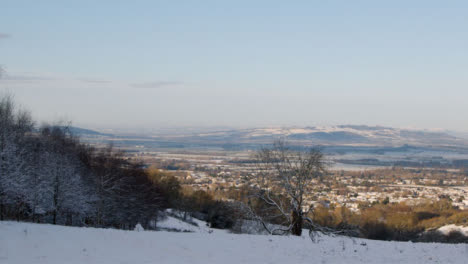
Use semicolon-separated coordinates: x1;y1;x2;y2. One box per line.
188;125;465;147
1;221;467;264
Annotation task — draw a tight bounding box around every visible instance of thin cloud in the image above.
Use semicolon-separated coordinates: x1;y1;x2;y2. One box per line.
78;78;112;84
130;81;182;89
1;74;55;82
0;33;11;39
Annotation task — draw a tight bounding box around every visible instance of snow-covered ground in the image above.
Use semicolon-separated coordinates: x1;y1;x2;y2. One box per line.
1;220;468;264
438;225;468;237
156;214;222;234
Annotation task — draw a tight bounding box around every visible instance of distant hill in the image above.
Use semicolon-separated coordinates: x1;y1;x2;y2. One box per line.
156;125;468;148
64;126;113;137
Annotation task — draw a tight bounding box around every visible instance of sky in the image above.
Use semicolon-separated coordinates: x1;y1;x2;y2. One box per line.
1;1;468;132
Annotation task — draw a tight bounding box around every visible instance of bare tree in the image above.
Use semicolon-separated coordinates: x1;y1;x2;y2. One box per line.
249;140;327;236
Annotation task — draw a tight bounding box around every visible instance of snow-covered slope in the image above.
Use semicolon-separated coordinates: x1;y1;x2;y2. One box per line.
1;221;467;264
438;225;468;237
156;215;223;234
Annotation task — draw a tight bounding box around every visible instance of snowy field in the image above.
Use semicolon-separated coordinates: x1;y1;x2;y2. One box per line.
1;220;468;264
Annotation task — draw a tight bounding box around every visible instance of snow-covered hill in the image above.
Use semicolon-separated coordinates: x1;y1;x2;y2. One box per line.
157;125;468;148
1;220;467;264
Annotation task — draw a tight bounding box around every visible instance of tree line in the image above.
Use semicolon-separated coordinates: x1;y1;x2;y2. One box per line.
0;95;162;229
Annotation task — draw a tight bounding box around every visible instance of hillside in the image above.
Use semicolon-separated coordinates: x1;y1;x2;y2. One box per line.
1;220;467;264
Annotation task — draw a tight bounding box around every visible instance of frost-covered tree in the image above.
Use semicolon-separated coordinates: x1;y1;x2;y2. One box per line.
0;93;163;229
0;95;34;220
39;126;95;225
24;140;53;221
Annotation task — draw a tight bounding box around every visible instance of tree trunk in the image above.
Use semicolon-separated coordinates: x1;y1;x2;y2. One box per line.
16;204;20;221
0;200;4;221
53;172;59;225
53;210;57;225
291;210;302;236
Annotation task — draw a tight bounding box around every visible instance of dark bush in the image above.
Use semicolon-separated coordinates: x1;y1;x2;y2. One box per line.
361;222;390;240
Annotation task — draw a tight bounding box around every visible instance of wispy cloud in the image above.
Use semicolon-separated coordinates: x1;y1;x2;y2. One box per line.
77;78;112;84
1;70;184;90
130;81;182;89
1;74;55;82
0;33;11;39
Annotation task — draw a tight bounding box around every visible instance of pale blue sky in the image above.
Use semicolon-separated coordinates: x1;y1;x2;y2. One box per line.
1;1;467;131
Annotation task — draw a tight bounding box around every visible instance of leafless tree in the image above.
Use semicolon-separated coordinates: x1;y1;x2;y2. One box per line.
248;139;327;236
